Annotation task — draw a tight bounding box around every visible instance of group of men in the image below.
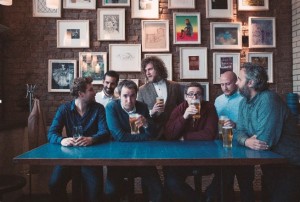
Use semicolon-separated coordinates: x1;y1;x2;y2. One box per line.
47;56;300;202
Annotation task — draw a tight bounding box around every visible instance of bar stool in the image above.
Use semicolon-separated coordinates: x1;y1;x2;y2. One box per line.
0;174;26;201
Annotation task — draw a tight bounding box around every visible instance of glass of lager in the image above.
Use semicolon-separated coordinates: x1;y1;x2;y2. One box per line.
156;96;165;112
222;126;233;148
218;115;228;140
129;113;140;134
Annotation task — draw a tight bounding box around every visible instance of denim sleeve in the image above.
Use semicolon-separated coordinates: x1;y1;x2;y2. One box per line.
47;105;65;144
235;100;249;145
92;105;110;143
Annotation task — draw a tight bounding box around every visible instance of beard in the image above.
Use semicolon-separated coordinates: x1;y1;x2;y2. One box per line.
104;86;114;96
239;85;251;100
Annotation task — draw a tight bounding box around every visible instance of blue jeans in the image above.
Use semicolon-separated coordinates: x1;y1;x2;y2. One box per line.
105;166;163;202
49;165;103;202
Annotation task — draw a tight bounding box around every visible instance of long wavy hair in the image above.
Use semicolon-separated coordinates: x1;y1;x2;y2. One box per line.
141;56;168;81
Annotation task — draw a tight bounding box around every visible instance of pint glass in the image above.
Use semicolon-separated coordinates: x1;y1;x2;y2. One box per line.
222;126;233;148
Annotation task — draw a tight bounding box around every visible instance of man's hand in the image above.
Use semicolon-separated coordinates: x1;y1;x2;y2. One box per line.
61;137;76;147
73;136;94;146
245;135;269;150
183;105;198;119
224;119;236;128
150;102;165;116
135;115;148;128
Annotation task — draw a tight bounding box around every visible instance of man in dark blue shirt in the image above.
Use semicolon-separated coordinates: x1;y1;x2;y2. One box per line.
48;77;109;202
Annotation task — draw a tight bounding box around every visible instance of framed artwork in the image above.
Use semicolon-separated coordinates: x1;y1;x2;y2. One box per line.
79;52;107;85
97;8;125;41
109;44;141;72
249;17;276;48
48;59;77;92
102;0;130;6
33;0;61;18
57;20;90;48
179;82;210;101
238;0;269;11
213;52;240;84
168;0;195;9
142;20;169;52
63;0;96;9
210;22;242;50
173;12;201;45
247;52;273;83
144;53;172;80
206;0;233;19
180;47;207;79
131;0;159;19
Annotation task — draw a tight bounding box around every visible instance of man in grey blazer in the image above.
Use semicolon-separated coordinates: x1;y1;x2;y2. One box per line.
137;56;183;138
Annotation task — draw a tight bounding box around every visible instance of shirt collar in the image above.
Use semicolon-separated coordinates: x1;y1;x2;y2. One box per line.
153;79;166;86
101;90;114;99
120;103;136;114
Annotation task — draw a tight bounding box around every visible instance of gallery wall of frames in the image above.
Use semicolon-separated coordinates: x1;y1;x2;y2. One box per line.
0;0;293;125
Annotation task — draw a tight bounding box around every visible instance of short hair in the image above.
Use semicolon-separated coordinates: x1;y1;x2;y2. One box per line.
70;77;93;98
241;62;269;92
104;70;119;84
221;71;238;83
141;56;168;80
184;82;204;96
117;79;138;95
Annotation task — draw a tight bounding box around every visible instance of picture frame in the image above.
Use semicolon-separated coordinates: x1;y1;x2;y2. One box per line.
206;0;233;19
180;47;207;79
109;44;141;72
142;20;169;52
48;59;77;92
144;53;172;81
131;0;159;19
173;12;201;45
213;52;240;84
168;0;195;9
57;20;90;48
248;17;276;48
247;52;273;83
79;52;107;85
97;8;125;41
102;0;130;7
210;22;242;50
238;0;269;11
179;82;210;101
63;0;96;9
33;0;61;18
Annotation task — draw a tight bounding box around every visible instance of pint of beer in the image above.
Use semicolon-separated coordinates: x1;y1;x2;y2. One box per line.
156;96;165;112
222;126;233;148
129;113;140;134
218;116;228;139
190;99;201;119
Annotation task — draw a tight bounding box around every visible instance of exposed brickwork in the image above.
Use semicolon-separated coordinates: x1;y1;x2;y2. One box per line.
0;0;293;126
293;0;300;95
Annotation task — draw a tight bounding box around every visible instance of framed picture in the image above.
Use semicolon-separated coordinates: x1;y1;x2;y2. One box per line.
180;47;207;79
102;0;130;7
213;52;240;84
168;0;195;9
179;82;210;101
144;53;172;81
57;20;90;48
63;0;96;9
48;59;77;92
173;12;201;45
109;44;141;72
210;22;242;50
238;0;269;11
249;17;276;48
33;0;61;18
142;20;169;52
97;8;125;41
206;0;233;19
247;52;273;83
131;0;159;19
79;52;107;85
119;79;139;86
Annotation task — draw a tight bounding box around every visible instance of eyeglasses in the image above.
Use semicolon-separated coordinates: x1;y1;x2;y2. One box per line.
186;92;201;98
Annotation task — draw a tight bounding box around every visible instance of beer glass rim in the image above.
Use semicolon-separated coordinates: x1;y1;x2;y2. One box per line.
222;126;232;129
129;113;140;117
219;115;228;120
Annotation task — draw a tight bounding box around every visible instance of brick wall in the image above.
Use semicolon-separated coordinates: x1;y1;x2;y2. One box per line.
293;0;300;94
0;0;293;126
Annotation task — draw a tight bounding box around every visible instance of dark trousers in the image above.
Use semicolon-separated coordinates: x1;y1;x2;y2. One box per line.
164;166;213;202
105;166;163;202
206;166;255;202
261;164;300;202
48;165;103;202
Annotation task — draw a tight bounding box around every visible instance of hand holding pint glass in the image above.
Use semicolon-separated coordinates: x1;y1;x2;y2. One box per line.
190;98;201;127
156;96;165;113
222;126;233;148
129;113;141;134
73;126;83;140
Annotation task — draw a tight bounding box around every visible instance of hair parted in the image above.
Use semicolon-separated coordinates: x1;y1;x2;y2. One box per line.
70;77;93;98
117;79;138;95
141;56;168;80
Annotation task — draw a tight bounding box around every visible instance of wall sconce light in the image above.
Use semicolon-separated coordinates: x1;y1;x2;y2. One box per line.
242;22;249;46
0;0;12;6
46;0;59;9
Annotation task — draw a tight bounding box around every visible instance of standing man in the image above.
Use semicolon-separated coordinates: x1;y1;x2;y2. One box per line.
95;70;119;107
236;63;300;202
138;56;183;138
206;71;255;202
105;79;163;202
48;77;110;202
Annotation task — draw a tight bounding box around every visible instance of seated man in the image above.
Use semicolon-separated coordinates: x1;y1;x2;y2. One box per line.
47;77;110;202
164;82;218;202
105;79;163;202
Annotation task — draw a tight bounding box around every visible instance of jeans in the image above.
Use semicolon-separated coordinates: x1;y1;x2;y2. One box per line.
48;165;103;202
105;166;163;202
